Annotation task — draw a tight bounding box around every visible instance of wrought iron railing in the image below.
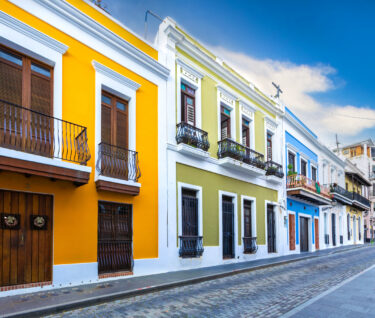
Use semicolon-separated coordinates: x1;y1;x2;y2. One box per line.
218;138;265;169
176;122;210;151
0;99;90;165
329;184;353;202
352;192;370;208
287;174;331;199
325;234;329;245
178;236;204;258
340;235;343;244
97;142;141;182
359;231;362;241
265;161;284;178
243;237;258;254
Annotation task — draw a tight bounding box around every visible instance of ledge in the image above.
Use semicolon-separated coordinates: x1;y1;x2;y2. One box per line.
266;175;284;184
176;143;210;159
0;151;91;185
95;176;140;196
287;188;332;206
217;157;266;177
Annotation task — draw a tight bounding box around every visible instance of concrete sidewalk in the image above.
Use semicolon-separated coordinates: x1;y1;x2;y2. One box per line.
283;262;375;317
0;244;367;318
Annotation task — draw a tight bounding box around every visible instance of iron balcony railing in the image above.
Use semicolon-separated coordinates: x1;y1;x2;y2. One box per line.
287;174;331;199
178;236;204;258
352;192;371;208
97;142;141;182
176;122;210;151
243;237;258;254
265;161;284;178
218;138;265;169
359;231;362;241
329;184;353;202
0;99;90;165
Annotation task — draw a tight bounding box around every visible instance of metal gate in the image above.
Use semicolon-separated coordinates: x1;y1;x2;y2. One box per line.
182;194;198;236
331;214;336;246
222;197;234;259
267;205;276;253
98;202;133;274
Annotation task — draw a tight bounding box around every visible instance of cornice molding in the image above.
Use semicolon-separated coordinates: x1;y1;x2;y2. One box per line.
239;99;257;114
217;85;238;102
92;61;141;91
0;10;68;54
22;0;170;80
164;24;284;116
176;58;204;79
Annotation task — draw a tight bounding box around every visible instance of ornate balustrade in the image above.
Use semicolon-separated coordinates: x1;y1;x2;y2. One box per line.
265;161;284;178
243;237;258;254
287;174;331;199
178;236;204;258
176;122;210;151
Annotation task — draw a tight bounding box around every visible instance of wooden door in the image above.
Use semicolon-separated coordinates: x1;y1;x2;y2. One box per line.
289;214;295;250
300;217;309;252
222;197;234;259
0;190;53;287
314;218;319;250
98;202;133;274
331;214;336;246
267;205;276;253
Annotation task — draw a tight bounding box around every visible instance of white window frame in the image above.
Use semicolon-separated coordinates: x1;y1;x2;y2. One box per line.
239;100;256;149
241;195;257;240
264;117;277;160
217;86;237;141
311;164;317;181
297;212;313;252
287;148;297;173
265;201;279;253
300;157;308;177
177;182;203;240
176;59;203;128
218;190;238;259
266;130;274;162
93;60;140;185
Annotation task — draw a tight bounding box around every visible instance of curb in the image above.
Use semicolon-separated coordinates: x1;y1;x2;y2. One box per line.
3;244;370;318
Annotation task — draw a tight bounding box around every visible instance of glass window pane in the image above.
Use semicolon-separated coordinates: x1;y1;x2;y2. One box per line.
186;97;193;105
181;83;186;91
116;101;126;111
102;94;111;104
0;49;22;66
31;63;51;77
224;108;231;116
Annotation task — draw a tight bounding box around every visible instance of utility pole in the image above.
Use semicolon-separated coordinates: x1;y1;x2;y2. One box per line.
335;134;340;153
272;82;283;99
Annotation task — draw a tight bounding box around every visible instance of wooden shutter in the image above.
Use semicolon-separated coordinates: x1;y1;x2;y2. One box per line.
289;214;295;250
244;201;252;237
185;95;195;126
0;52;22;106
30;66;52;115
116;108;128;149
101;105;111;144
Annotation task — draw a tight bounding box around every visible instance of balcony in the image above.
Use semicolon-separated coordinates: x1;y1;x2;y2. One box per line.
287;174;332;206
0;100;91;185
265;161;284;183
329;184;353;205
96;142;141;195
176;122;210;159
243;237;258;254
178;236;204;258
352;192;370;210
217;139;266;176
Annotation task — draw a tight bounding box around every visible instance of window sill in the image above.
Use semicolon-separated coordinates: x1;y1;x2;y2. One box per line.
95;175;141;196
176;143;210;159
266;175;284;184
217;157;266;177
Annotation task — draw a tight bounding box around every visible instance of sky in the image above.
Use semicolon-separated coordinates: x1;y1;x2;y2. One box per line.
99;0;375;147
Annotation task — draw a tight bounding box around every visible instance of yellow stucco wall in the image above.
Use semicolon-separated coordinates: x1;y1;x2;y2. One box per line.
0;0;159;265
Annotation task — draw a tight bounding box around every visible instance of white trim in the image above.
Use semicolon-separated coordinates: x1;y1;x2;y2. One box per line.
176;58;204;79
176;143;210;159
300;157;308;176
93;63;137;180
92;61;141;91
219;191;238;259
0;147;91;173
95;175;141;188
241;195;257;242
10;0;170;83
177;182;203;238
265;201;279;253
287;148;297;172
239;104;255;150
297;212;313;252
0;10;68;54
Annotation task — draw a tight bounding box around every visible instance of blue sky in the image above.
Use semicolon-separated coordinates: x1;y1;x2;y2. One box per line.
101;0;375;146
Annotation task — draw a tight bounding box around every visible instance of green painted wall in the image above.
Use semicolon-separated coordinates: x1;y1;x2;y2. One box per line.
254;111;265;154
176;163;278;246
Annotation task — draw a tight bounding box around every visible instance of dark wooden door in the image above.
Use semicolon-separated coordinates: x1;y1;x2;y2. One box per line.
331;214;336;246
267;205;276;253
222;197;234;259
98;202;133;274
314;218;319;250
300;217;309;252
0;190;53;287
289;214;295;250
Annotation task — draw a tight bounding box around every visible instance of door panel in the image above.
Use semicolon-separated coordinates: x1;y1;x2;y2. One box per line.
331;214;336;246
289;214;295;250
222;198;234;259
300;217;309;252
314;218;319;250
267;205;276;253
0;190;53;287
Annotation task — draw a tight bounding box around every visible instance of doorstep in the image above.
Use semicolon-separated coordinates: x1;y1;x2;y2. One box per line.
0;244;368;318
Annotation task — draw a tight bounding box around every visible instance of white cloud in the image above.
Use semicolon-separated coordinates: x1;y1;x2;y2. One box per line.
210;46;375;146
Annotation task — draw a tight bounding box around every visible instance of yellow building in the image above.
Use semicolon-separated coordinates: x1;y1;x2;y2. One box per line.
344;161;371;244
0;0;168;292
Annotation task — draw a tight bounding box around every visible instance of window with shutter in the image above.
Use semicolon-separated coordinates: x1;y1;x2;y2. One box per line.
181;83;195;126
301;159;307;177
244;200;252;237
0;49;22;106
267;132;272;161
242;118;250;147
221;106;231;140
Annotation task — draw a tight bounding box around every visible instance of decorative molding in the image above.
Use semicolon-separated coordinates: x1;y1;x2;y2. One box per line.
92;60;141;91
177;58;204;80
0;10;68;54
265;116;277;133
15;0;169;80
239;100;257;117
217;85;237;108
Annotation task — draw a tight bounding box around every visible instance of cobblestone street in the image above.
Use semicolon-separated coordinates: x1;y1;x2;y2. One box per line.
45;245;375;318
